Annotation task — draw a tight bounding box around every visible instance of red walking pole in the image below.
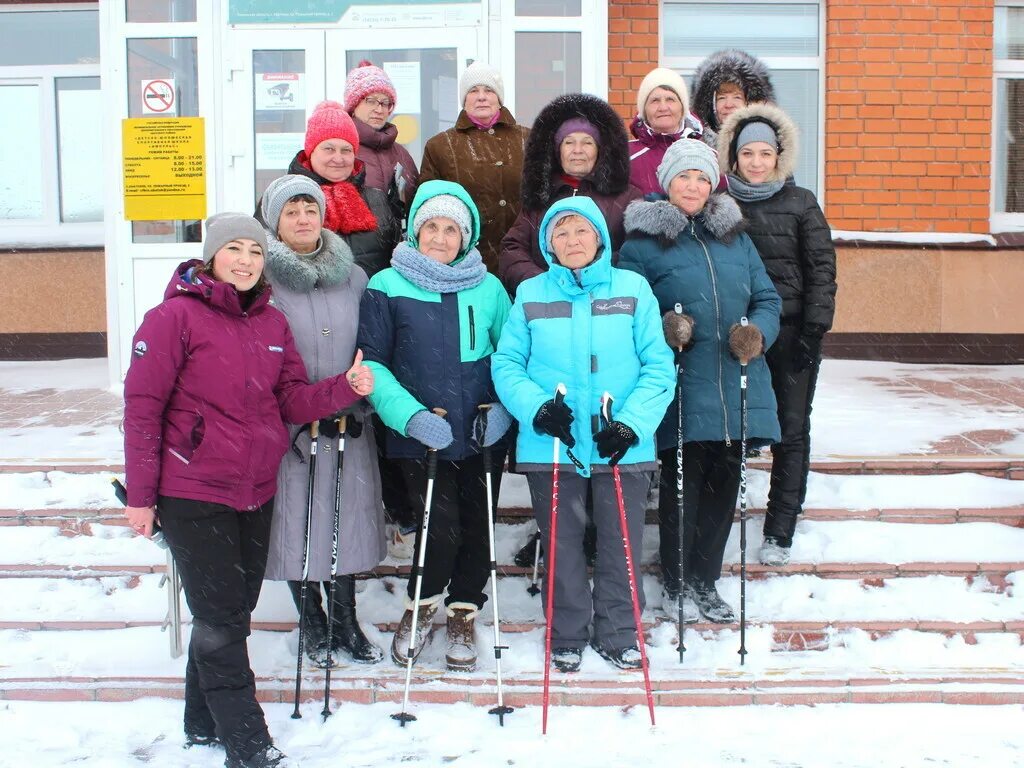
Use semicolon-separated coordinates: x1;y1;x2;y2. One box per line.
601;392;656;727
541;383;567;735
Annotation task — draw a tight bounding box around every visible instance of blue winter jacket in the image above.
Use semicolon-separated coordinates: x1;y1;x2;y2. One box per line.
492;196;676;476
618;194;781;451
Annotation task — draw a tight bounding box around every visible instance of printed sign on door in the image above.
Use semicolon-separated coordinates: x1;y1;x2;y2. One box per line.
141;79;177;116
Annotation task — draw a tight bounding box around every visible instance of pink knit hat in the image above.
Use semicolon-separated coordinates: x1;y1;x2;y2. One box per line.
304;100;360;157
343;60;397;114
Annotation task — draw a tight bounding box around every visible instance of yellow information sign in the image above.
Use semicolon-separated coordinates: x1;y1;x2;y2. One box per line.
122;117;206;221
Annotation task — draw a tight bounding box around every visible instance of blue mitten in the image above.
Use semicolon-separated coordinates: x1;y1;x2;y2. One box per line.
473;402;513;448
405;410;454;450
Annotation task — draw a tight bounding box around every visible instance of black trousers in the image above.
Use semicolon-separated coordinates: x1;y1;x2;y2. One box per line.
375;415;416;530
399;450;503;609
764;324;822;547
158;495;273;762
657;442;741;591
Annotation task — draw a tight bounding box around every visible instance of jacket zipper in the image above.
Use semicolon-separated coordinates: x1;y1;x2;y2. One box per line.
692;221;732;445
468;304;476;350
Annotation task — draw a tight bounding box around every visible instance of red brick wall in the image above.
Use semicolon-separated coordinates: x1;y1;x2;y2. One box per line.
608;0;659;122
825;0;993;233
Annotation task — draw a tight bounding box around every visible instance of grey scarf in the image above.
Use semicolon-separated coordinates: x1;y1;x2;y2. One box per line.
264;230;354;292
391;242;487;293
727;173;785;202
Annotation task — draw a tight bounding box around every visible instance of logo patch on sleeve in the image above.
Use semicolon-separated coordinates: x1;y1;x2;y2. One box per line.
268;345;284;353
133;341;148;357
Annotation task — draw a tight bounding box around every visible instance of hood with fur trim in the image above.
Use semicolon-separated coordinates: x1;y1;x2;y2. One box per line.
690;49;776;133
717;102;798;184
521;93;632;211
624;193;744;245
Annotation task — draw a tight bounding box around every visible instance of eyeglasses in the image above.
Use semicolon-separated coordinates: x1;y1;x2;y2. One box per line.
363;96;394;111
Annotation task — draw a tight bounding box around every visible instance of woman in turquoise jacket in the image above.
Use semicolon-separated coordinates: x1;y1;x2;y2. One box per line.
358;180;512;673
492;196;675;672
617;138;781;625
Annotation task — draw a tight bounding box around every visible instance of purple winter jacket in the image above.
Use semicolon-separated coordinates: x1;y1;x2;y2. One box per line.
353;117;419;206
123;260;362;511
627;115;717;196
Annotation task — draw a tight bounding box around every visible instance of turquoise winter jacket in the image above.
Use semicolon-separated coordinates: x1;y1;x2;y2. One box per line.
492;196;676;476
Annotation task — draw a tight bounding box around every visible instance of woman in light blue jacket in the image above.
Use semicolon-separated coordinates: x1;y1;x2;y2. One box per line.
492;196;674;672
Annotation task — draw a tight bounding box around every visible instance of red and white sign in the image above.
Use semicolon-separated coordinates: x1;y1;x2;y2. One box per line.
255;73;305;111
141;79;177;115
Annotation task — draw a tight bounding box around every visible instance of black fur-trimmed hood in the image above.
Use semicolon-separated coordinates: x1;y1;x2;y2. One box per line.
717;102;798;183
624;193;744;245
690;49;776;132
521;93;631;211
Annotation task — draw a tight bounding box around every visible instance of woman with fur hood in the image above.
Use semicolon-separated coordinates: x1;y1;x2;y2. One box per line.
690;49;777;137
618;138;781;625
498;93;643;295
717;103;836;567
259;174;386;669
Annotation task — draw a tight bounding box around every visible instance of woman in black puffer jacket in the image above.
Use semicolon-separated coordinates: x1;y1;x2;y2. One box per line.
718;102;837;567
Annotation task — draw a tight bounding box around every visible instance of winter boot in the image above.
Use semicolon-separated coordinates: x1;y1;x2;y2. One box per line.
591;641;643;670
687;582;736;624
444;602;479;672
390;593;442;667
287;580;330;668
514;531;542;568
224;744;293;768
759;536;791;566
661;586;700;624
329;574;384;664
387;524;417;561
551;647;582;673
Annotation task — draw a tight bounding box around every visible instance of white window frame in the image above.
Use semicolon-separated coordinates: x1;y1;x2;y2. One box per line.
658;0;826;202
0;3;102;247
992;0;1024;233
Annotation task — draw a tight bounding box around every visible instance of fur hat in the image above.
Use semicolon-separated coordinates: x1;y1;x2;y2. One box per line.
656;138;720;195
717;102;798;183
304;100;360;157
459;61;504;105
636;67;690;119
690;49;776;132
203;213;268;264
412;194;474;251
343;60;397;114
260;175;326;234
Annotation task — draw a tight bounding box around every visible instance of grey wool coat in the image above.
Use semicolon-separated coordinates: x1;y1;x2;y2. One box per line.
263;229;387;580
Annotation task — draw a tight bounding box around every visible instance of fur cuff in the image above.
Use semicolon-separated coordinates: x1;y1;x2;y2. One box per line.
446;601;480;619
404;593;444;611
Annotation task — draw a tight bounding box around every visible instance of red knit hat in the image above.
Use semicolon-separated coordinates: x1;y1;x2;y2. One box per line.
343;60;398;114
304;100;360;157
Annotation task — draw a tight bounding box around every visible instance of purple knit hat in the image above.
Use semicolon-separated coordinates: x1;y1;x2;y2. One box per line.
343;60;398;114
554;117;601;148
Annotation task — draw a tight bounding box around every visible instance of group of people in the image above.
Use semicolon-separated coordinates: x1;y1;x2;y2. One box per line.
122;50;837;768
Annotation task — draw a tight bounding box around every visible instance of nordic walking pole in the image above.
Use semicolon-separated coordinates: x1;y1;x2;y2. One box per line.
392;407;447;727
478;404;514;726
601;393;656;727
673;303;687;664
292;419;320;719
542;383;567;736
322;414;348;720
738;317;750;666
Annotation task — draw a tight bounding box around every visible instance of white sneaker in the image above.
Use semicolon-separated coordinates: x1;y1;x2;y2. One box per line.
759;537;791;566
661;587;700;624
387;525;416;560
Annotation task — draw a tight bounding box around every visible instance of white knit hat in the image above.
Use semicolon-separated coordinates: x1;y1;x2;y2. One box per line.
459;61;505;105
636;67;690;118
413;194;474;252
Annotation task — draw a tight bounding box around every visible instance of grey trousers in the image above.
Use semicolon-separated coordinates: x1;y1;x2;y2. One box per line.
527;469;651;652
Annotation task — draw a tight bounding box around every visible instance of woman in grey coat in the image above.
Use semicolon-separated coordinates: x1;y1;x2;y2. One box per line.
261;174;386;665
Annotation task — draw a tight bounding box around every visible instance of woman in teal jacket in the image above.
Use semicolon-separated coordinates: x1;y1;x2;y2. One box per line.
617;138;781;625
493;196;674;672
358;180;512;673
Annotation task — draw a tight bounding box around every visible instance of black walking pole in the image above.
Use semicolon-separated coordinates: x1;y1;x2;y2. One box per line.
673;303;687;664
322;414;348;720
292;420;320;719
738;317;750;666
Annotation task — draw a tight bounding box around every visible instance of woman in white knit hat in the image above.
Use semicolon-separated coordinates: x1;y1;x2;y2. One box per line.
419;61;530;274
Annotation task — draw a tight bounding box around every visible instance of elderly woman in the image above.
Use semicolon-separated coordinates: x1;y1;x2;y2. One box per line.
690;49;776;137
419;62;530;274
258;174;386;667
618;139;781;624
493;196;675;672
358;180;512;672
498;93;643;295
343;60;419;208
718;103;837;566
628;67;715;196
122;213;373;768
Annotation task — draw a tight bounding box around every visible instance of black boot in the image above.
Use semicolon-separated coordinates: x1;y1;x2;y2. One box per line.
287;580;330;668
328;575;384;664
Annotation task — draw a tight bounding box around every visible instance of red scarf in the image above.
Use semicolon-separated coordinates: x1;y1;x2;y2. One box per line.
298;155;377;235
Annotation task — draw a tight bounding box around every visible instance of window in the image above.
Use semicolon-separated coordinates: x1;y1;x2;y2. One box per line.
993;2;1024;230
0;7;101;246
661;0;823;196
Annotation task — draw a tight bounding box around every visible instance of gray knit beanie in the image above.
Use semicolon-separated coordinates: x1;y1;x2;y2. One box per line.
656;139;720;195
459;61;505;105
203;213;269;264
736;121;779;151
413;194;473;253
260;174;326;234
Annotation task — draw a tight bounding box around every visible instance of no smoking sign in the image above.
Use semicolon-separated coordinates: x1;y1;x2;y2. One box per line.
141;79;177;115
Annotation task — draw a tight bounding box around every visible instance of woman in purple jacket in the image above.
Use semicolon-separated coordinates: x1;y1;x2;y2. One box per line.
122;213;372;768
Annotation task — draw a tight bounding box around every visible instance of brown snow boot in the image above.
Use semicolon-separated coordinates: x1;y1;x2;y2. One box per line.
390;593;442;667
444;602;479;672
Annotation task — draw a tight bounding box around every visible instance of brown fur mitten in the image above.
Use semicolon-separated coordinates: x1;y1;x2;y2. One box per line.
728;322;763;364
662;311;695;352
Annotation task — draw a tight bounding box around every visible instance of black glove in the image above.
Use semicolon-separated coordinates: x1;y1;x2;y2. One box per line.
317;414;363;439
533;399;575;448
594;421;638;466
793;326;826;373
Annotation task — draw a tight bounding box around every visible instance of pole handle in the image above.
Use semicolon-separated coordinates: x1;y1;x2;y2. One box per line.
338;414;347;433
310;420;320;439
599;391;614;430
